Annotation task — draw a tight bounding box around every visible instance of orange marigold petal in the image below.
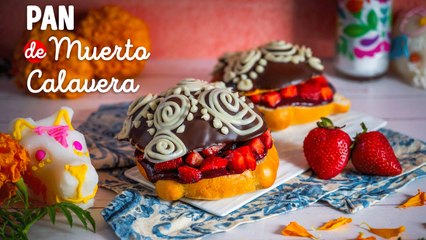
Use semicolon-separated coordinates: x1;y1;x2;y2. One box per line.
281;221;317;239
318;217;352;230
0;133;30;202
362;223;405;239
398;189;425;208
355;232;377;240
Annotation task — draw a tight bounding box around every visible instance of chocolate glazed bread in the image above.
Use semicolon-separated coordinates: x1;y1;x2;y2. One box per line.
212;40;351;131
117;79;279;200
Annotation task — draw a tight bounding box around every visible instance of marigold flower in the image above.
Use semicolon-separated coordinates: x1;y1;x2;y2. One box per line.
12;24;94;99
0;133;30;203
77;5;151;79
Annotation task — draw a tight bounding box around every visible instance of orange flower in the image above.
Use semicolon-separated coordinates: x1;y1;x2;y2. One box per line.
362;223;405;239
77;5;151;79
317;217;352;230
355;232;376;240
398;189;425;208
0;133;30;203
12;25;94;99
281;221;318;239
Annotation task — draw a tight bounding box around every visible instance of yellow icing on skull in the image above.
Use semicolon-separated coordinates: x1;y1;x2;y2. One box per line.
73;148;90;157
65;164;87;199
60;164;98;204
53;109;75;130
12;119;35;141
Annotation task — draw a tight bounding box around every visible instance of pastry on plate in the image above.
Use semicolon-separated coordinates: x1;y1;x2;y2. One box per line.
117;79;279;200
212;40;351;131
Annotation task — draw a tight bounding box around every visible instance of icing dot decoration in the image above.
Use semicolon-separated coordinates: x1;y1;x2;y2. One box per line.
221;127;229;135
73;141;83;151
35;149;46;161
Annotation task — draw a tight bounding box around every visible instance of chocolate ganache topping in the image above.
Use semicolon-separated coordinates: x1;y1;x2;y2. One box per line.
212;40;324;92
117;79;268;163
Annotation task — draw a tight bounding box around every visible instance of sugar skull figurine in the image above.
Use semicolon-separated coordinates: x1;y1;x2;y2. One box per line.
10;107;98;209
391;7;426;89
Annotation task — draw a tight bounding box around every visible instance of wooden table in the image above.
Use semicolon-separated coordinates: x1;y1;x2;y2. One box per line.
1;60;425;239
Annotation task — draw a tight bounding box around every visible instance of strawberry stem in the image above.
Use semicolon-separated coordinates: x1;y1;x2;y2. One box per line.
316;117;345;129
360;122;368;133
353;122;369;143
317;117;334;129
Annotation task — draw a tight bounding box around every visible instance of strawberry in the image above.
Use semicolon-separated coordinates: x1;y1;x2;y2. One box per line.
199;156;228;172
226;150;247;173
298;82;321;101
236;146;257;170
320;87;334;101
309;75;329;87
351;123;402;176
185;151;204;167
178;165;202;183
201;143;225;157
154;157;183;172
303;118;352;180
260;130;273;149
280;85;298;98
262;92;281;108
248;137;266;158
250;94;262;104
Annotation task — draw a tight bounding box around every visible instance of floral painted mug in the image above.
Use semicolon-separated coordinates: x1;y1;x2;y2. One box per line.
336;0;392;79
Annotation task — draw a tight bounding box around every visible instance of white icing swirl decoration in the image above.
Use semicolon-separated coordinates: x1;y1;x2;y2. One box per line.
214;40;325;91
199;88;264;136
154;95;190;130
117;94;160;139
223;49;261;83
144;130;187;162
118;79;266;163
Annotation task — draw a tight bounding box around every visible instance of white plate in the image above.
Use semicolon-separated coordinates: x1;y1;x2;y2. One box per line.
124;111;387;216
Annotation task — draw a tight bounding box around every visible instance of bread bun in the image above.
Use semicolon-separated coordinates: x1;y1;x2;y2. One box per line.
212;40;351;131
118;79;279;200
258;93;351;131
136;144;279;200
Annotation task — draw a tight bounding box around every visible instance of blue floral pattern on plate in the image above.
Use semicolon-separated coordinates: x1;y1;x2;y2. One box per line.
77;103;426;239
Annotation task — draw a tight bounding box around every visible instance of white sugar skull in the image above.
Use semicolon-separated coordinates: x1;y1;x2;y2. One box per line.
391;7;426;89
10;107;98;209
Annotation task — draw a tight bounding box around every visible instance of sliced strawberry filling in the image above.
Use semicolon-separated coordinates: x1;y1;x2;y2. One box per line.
137;130;273;184
249;75;335;109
